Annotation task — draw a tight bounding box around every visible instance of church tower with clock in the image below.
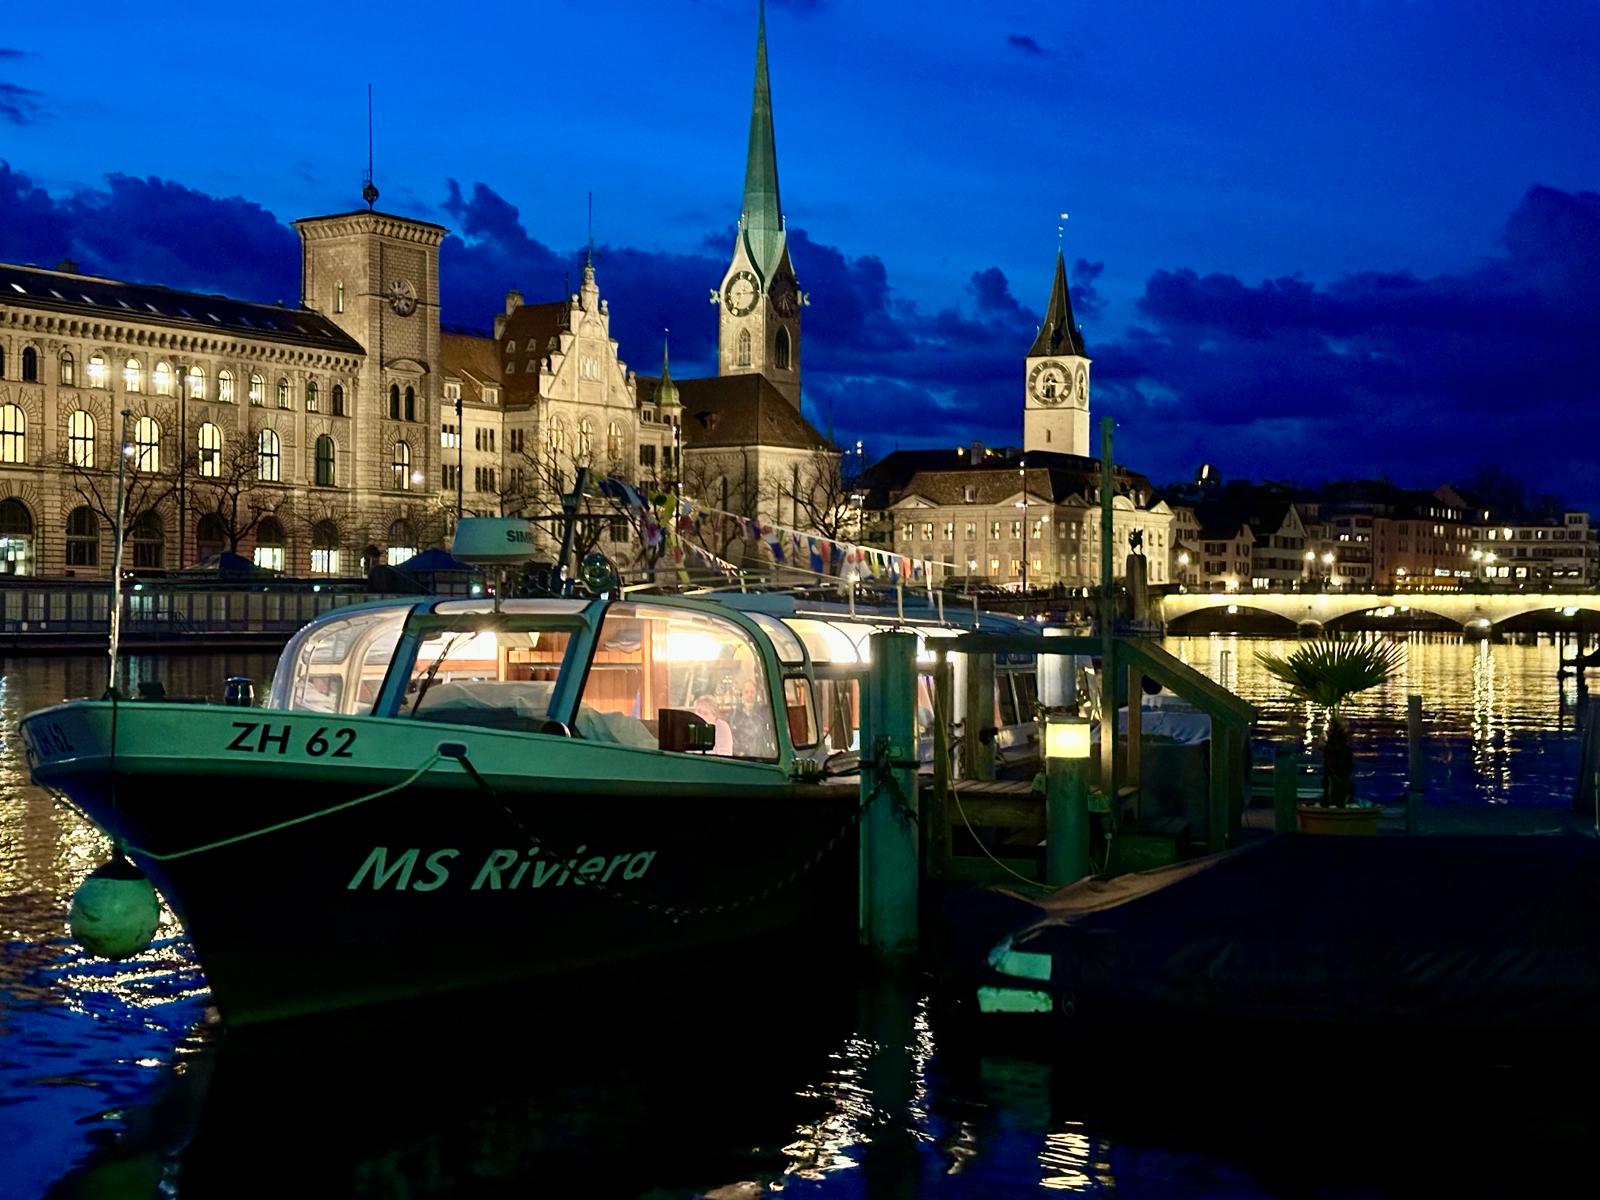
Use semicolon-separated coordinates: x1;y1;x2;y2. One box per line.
1023;249;1091;457
716;0;804;409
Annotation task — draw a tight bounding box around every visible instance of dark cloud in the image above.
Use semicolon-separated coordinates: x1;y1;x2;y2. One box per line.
1006;34;1045;56
0;163;298;300
768;0;828;12
1094;186;1600;504
1070;258;1105;320
0;49;26;59
0;81;42;126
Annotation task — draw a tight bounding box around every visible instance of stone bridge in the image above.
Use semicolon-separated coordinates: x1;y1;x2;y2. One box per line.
1156;590;1600;632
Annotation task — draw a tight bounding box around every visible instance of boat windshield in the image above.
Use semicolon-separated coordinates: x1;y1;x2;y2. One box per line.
401;623;580;733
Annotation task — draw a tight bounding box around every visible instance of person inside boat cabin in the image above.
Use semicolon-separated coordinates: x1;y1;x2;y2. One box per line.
691;695;735;756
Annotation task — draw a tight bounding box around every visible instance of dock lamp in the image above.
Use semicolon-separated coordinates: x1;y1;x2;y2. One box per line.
1043;710;1092;886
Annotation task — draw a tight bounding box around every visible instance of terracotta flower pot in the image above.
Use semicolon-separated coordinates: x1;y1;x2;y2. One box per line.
1296;803;1381;835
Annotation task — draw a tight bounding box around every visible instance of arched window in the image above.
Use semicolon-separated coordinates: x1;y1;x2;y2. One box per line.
775;327;791;371
21;346;38;382
248;373;264;405
548;423;566;456
0;404;26;463
578;418;593;461
404;385;416;422
314;434;335;487
133;417;161;472
186;365;205;400
389;383;400;419
361;544;380;575
276;378;290;408
68;409;95;468
305;380;319;412
257;428;280;482
386;519;417;566
196;513;228;562
331;384;345;416
391;441;412;490
86;354;107;388
736;329;752;368
253;517;285;571
218;369;235;403
197;422;222;477
0;498;34;576
334;280;345;314
0;345;4;377
124;358;143;393
66;505;100;567
607;420;622;461
311;521;341;575
153;361;174;396
130;510;164;569
59;351;76;386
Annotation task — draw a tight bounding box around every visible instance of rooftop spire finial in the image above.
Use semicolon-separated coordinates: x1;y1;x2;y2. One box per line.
657;327;681;408
361;84;379;210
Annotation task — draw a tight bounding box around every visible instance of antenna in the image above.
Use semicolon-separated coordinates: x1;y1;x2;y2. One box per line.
586;191;595;265
362;85;379;210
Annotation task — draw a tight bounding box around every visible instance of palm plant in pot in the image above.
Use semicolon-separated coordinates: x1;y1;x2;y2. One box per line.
1256;637;1406;834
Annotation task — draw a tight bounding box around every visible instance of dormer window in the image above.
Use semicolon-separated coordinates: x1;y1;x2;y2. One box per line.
505;340;516;354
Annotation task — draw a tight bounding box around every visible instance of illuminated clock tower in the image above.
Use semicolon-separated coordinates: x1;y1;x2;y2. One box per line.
715;0;803;408
1023;248;1091;456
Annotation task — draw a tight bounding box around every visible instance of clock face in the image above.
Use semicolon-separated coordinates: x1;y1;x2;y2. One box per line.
1029;361;1068;405
770;271;798;318
724;270;760;317
386;279;418;317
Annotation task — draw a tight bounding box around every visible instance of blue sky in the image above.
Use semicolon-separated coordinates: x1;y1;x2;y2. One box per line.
2;1;1597;504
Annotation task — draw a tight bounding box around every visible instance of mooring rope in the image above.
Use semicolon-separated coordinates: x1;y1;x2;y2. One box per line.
51;751;444;862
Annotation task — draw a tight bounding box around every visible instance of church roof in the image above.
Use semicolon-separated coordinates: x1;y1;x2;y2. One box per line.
868;447;1157;510
638;373;832;452
0;261;364;355
1028;249;1087;359
739;0;786;281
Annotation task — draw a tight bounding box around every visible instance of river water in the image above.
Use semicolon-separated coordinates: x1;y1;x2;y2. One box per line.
1;640;1594;1197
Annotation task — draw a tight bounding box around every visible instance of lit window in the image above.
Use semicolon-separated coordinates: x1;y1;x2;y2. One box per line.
277;378;290;408
187;365;205;400
153;361;174;396
0;404;25;463
59;351;76;386
133;416;161;472
249;373;264;405
67;410;95;468
124;358;143;392
197;423;222;477
392;441;412;490
334;280;344;314
253;517;285;571
218;369;235;403
578;418;593;461
257;428;280;482
607;420;622;460
311;520;341;574
86;354;107;387
386;518;416;565
306;380;319;412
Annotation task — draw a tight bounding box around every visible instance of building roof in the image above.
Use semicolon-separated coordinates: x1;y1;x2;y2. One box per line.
872;446;1159;511
440;332;503;405
498;299;575;401
1028;249;1087;359
642;374;832;452
0;261;364;355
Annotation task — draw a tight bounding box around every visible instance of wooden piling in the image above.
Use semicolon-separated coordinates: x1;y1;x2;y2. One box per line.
961;651;996;782
1273;742;1298;834
1045;752;1091;886
1406;694;1424;835
861;630;919;960
927;659;954;881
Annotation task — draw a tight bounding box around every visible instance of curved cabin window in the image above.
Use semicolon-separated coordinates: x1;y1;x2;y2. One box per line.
576;603;777;760
271;606;412;715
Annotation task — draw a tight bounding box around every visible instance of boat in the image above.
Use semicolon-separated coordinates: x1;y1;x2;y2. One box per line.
22;569;1060;1025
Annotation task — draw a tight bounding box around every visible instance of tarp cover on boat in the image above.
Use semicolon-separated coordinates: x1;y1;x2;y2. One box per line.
1001;832;1600;1030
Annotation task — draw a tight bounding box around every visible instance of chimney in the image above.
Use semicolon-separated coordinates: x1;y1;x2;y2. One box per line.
505;290;523;316
969;440;986;460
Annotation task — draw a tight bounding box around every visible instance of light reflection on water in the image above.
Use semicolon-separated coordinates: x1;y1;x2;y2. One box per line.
2;648;1594;1196
1162;634;1587;807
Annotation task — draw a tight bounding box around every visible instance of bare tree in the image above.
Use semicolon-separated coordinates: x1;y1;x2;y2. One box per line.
187;436;292;554
773;448;859;572
63;399;181;560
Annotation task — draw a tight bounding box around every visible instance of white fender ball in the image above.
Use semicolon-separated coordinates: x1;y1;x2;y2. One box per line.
69;855;161;959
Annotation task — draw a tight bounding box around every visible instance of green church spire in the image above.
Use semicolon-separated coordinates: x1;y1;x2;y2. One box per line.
740;0;785;281
657;332;680;408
